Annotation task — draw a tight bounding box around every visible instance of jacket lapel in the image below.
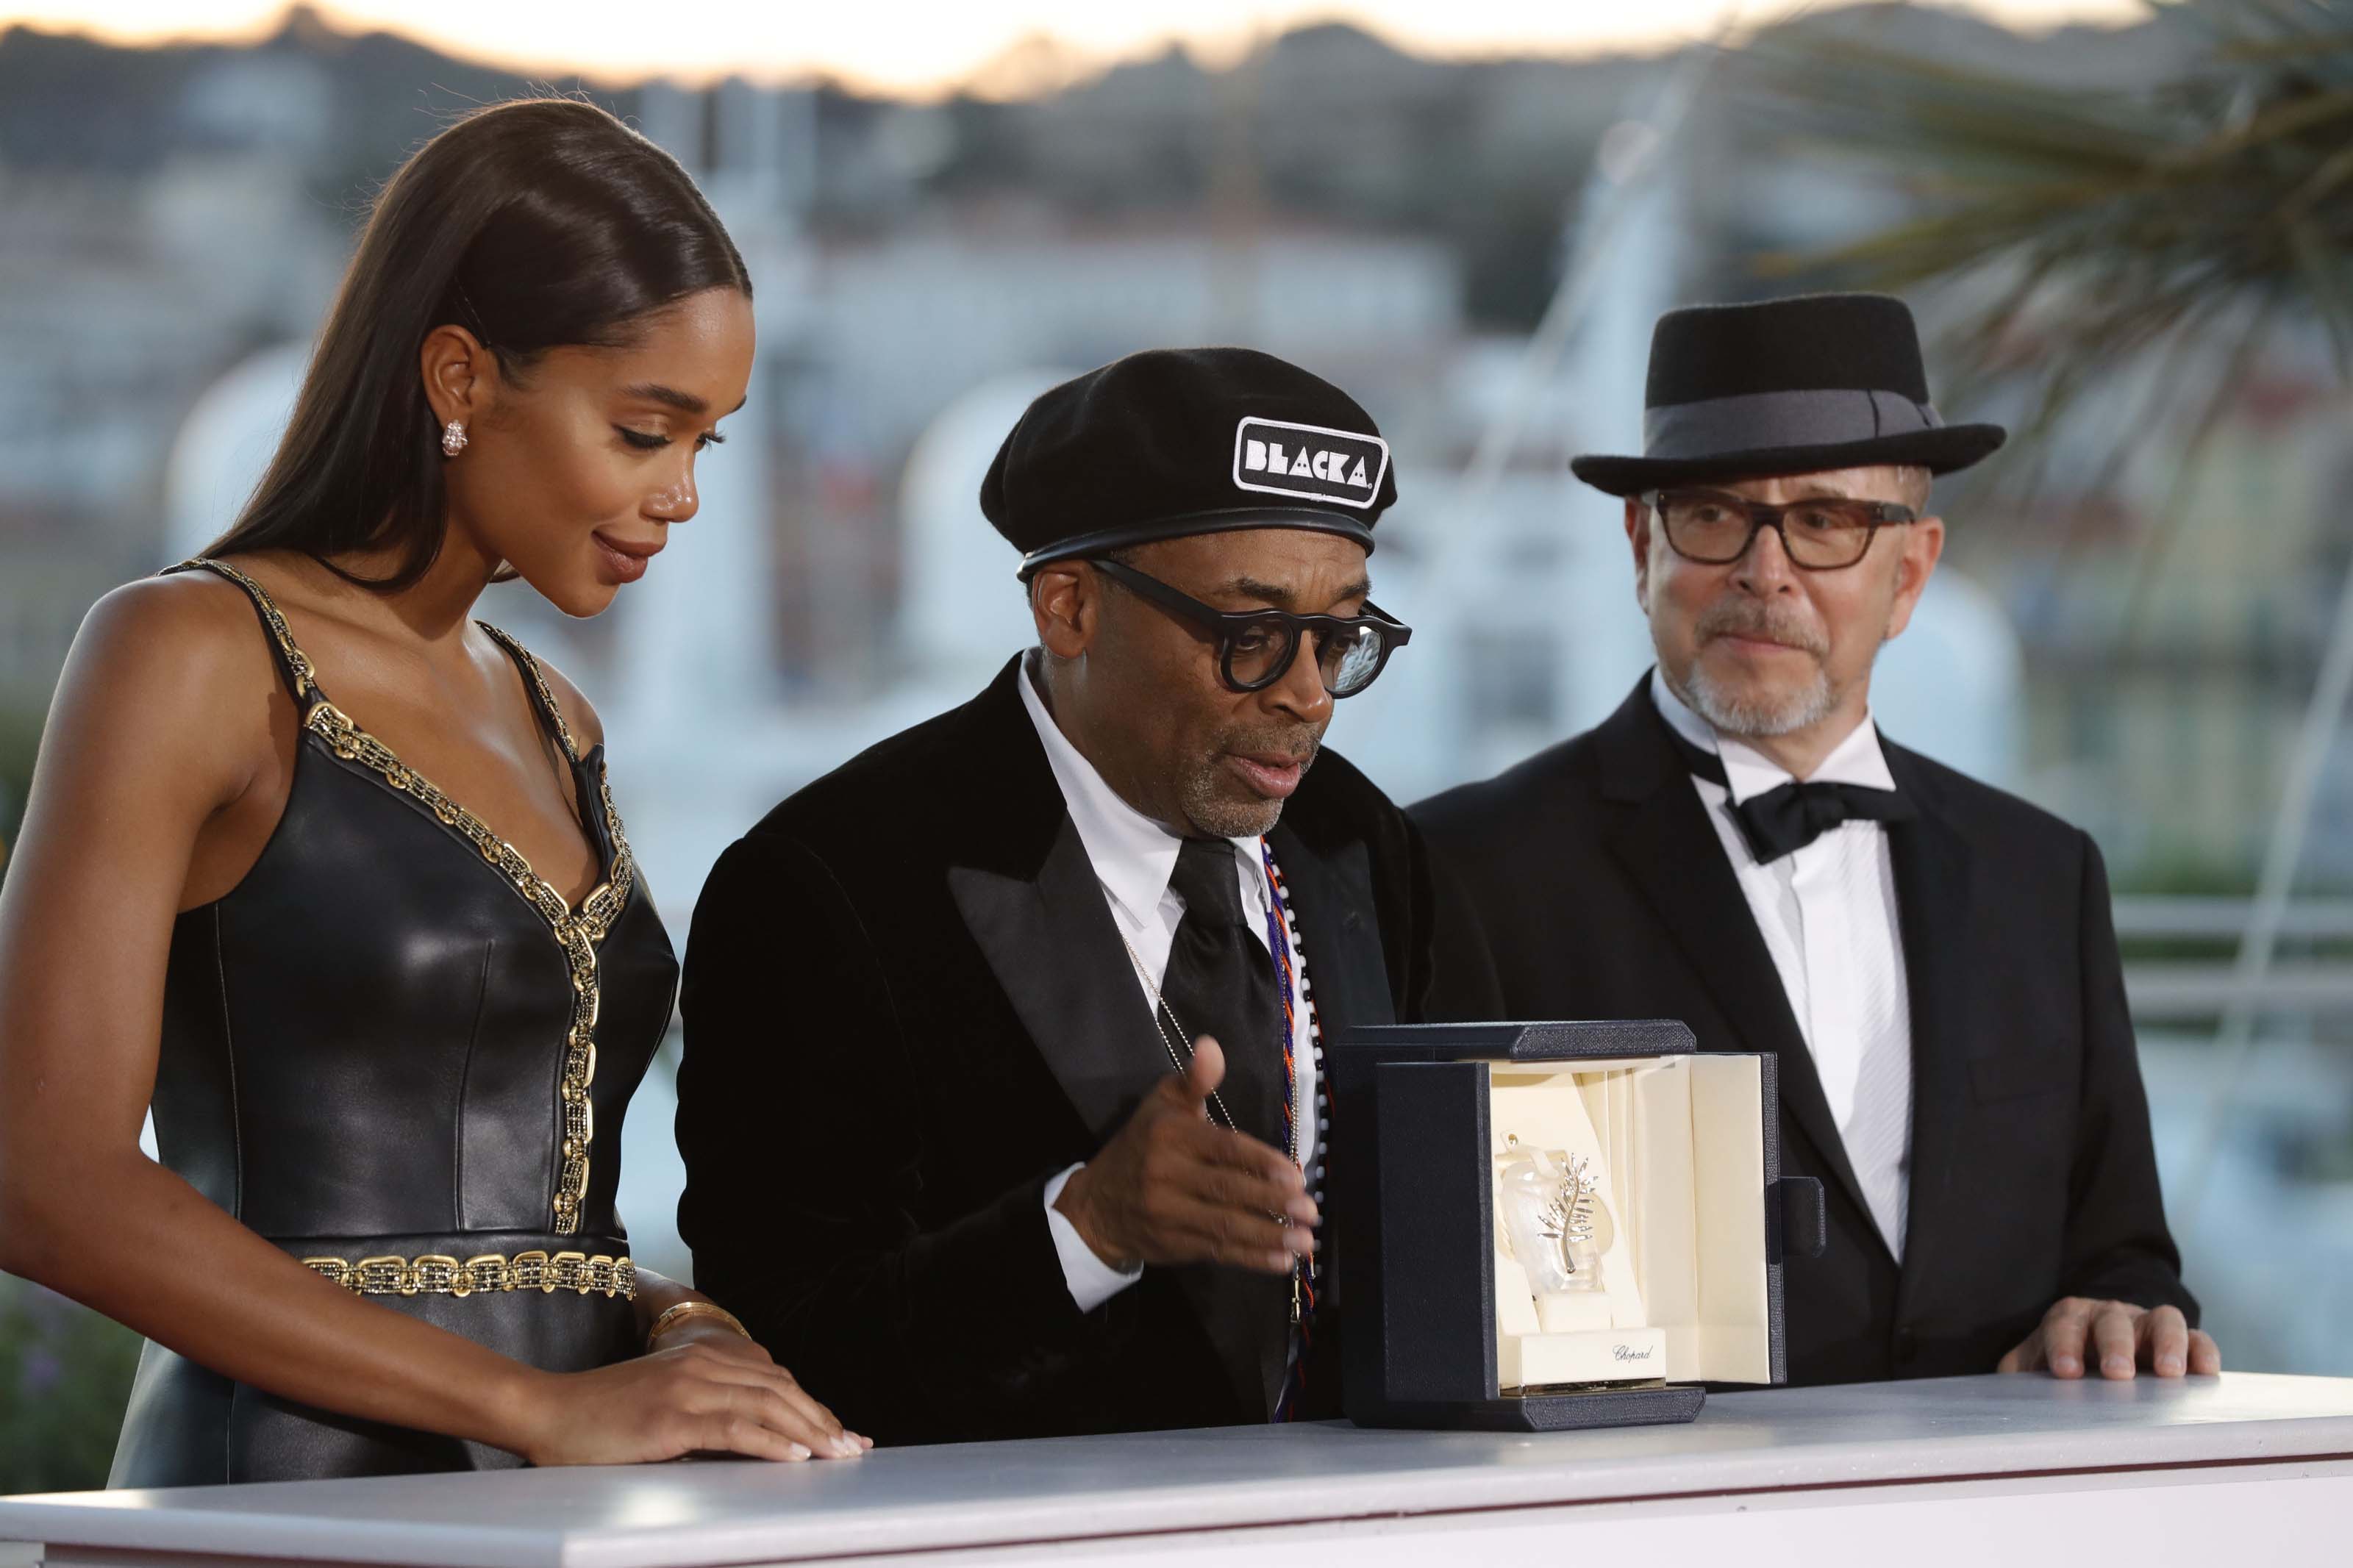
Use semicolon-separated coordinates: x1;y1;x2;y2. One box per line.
1593;681;1880;1247
1880;741;1977;1312
943;659;1173;1144
949;822;1173;1144
1266;828;1395;1033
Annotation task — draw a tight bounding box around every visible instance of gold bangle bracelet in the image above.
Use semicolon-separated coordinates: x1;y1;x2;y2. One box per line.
646;1299;751;1350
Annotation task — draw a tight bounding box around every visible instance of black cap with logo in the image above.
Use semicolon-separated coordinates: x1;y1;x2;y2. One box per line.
983;347;1399;581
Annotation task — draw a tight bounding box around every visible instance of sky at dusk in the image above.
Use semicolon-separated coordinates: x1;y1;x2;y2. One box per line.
2;0;2150;94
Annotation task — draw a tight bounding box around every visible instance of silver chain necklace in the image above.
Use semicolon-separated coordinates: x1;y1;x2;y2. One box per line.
1117;924;1305;1173
1118;929;1245;1139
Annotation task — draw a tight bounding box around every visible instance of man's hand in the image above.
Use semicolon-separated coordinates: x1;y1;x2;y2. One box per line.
1054;1036;1316;1276
1998;1297;2221;1380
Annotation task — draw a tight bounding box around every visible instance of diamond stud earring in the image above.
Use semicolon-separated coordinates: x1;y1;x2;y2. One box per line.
440;420;468;457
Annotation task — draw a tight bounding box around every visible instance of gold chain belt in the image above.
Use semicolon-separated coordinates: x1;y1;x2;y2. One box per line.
300;1249;636;1300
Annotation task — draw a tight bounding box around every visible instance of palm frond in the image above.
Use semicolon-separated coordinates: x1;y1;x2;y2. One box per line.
1741;0;2353;462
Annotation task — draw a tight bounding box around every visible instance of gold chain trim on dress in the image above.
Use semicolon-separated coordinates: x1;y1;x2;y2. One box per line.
178;559;635;1236
480;622;580;760
478;622;637;918
182;557;318;698
301;1249;636;1300
474;623;636;1230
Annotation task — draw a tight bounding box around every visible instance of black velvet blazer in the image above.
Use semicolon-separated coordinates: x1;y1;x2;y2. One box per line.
676;657;1482;1445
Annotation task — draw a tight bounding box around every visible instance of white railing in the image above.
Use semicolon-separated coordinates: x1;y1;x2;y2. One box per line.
2116;898;2353;1020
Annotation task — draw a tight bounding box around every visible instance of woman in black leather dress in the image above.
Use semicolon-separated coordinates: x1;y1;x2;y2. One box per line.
0;99;865;1483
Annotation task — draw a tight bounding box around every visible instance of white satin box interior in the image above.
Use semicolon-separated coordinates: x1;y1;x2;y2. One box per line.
1327;1020;1826;1433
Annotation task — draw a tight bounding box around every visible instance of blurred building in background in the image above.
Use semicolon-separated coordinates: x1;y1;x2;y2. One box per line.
1;1;2348;1487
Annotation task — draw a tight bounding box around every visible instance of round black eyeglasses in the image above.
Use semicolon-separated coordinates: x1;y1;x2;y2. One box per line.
1642;488;1917;571
1087;557;1412;698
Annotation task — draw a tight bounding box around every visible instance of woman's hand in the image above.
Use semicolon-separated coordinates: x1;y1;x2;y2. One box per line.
506;1339;869;1465
646;1320;872;1450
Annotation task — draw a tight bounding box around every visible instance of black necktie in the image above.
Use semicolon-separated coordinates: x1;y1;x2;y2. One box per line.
1161;838;1285;1150
1662;721;1913;864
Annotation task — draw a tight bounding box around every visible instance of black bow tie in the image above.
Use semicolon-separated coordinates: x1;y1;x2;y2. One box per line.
1662;721;1913;864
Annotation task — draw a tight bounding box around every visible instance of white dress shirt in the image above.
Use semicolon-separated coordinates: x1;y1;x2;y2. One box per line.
1650;669;1914;1259
1018;659;1319;1311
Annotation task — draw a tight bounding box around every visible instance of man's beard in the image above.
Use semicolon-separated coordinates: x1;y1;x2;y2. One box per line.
1677;598;1836;738
1176;723;1321;838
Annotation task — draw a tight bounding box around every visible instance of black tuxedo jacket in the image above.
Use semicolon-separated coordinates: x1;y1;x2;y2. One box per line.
1412;679;2195;1386
676;657;1478;1444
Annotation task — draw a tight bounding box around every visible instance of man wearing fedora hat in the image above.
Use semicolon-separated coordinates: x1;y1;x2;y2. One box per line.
1416;293;2215;1388
676;347;1487;1443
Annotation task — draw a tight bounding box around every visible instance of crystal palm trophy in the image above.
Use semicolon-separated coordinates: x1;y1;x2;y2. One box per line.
1498;1135;1615;1332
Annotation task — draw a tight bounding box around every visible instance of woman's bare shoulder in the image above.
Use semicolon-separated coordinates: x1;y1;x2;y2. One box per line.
70;570;287;705
39;569;289;817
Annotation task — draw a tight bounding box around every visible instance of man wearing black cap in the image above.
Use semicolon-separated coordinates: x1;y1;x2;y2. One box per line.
676;348;1479;1444
1416;293;2217;1389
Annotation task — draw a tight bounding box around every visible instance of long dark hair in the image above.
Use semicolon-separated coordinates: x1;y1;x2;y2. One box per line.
207;97;751;590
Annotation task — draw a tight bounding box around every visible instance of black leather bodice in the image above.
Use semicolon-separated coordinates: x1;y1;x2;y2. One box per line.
112;559;677;1486
152;559;675;1244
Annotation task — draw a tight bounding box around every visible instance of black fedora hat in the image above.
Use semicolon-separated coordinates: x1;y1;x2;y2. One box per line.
1569;293;2006;497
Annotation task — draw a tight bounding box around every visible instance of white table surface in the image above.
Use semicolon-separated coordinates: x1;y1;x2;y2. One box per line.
3;1373;2349;1568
